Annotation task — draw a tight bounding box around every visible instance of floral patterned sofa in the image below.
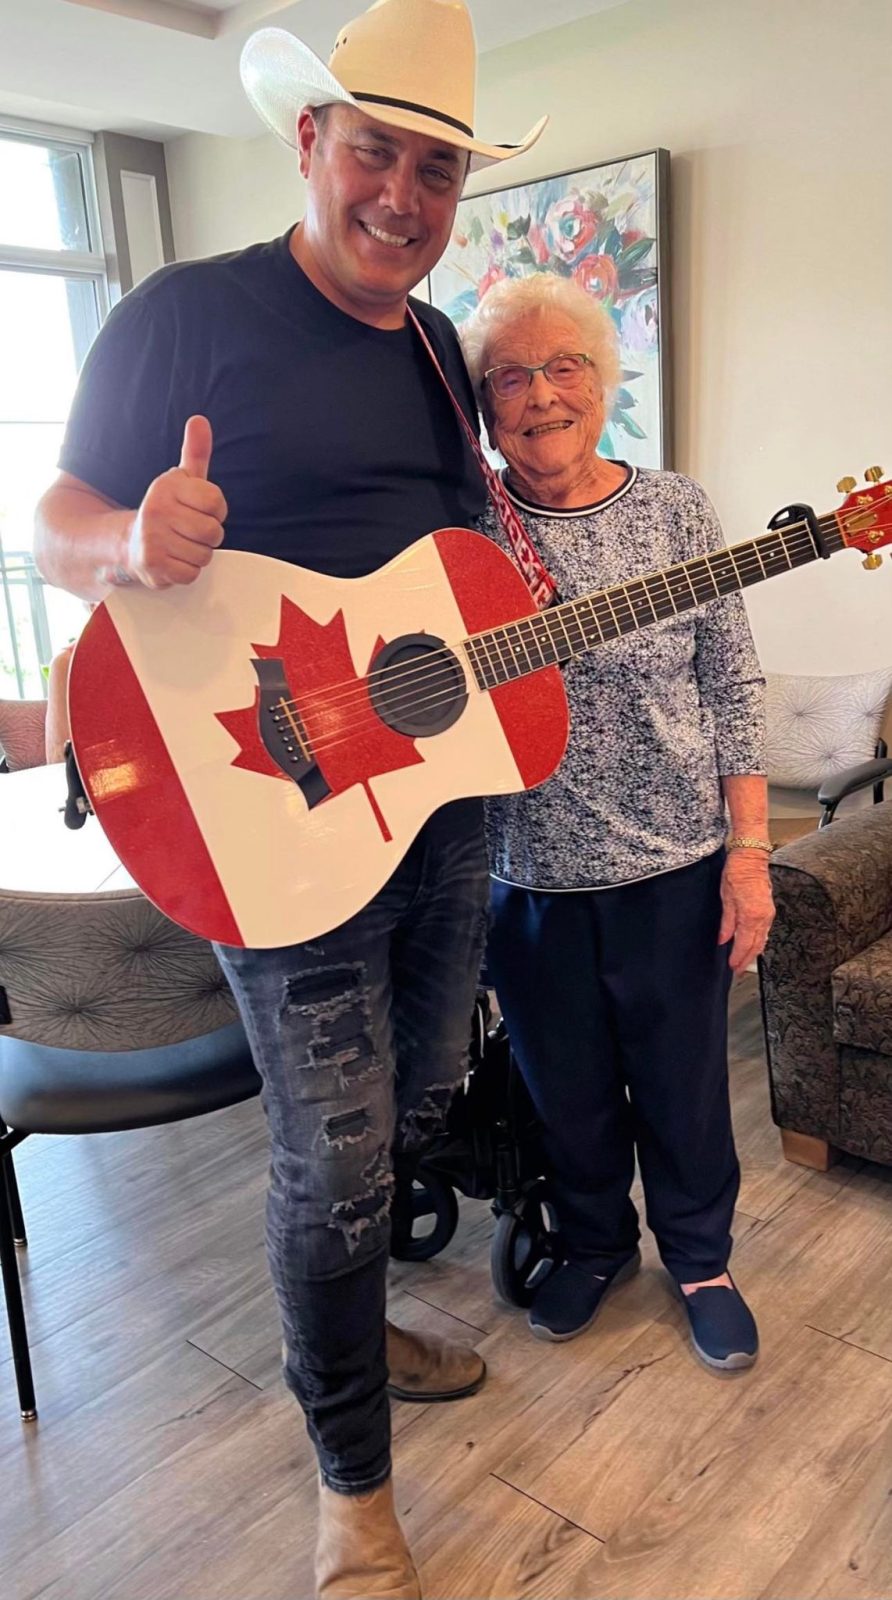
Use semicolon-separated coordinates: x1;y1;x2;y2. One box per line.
760;799;892;1170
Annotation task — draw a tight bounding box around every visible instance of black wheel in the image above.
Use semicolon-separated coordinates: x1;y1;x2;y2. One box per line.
490;1186;559;1307
390;1171;459;1262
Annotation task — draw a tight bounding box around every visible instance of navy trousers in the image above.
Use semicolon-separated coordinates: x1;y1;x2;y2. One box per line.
486;849;738;1282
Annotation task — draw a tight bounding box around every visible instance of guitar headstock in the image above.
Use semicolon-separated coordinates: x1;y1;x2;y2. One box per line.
835;467;892;568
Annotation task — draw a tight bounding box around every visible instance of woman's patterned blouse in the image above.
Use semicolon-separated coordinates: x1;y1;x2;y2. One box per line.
479;466;766;889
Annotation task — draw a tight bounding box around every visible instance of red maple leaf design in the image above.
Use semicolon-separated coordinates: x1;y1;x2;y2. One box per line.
215;596;423;841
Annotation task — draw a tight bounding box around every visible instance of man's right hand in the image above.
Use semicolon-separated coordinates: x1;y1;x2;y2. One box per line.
125;415;227;588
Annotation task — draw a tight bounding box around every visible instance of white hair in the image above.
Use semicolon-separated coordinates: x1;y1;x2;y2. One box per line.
459;274;621;407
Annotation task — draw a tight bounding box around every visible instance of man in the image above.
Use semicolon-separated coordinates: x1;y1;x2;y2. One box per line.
34;2;545;1595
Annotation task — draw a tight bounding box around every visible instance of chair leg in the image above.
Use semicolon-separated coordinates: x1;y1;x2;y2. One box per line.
3;1151;26;1246
0;1154;36;1419
780;1129;839;1171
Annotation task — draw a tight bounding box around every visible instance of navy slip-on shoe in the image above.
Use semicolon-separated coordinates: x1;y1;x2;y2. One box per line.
678;1279;759;1371
528;1248;642;1342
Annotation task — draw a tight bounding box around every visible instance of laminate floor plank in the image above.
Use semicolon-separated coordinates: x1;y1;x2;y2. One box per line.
0;1343;257;1578
394;1263;675;1542
387;1198;503;1333
413;1474;601;1600
801;1167;892;1362
758;1410;892;1600
4;1385;318;1600
2;1208;272;1419
730;1164;892;1351
3;977;892;1600
563;1327;892;1600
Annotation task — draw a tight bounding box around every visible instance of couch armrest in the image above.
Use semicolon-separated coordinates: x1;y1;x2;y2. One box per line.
770;800;892;964
760;801;892;1140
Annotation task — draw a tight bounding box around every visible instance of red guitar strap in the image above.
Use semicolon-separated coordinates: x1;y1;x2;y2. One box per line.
408;306;559;609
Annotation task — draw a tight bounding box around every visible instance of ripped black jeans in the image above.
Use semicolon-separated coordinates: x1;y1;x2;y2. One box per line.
215;820;489;1493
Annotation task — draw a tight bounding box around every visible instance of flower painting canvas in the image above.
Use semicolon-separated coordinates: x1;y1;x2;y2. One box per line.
429;149;670;468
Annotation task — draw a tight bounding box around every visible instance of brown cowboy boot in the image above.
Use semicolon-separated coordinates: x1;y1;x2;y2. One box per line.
315;1478;421;1599
385;1320;486;1403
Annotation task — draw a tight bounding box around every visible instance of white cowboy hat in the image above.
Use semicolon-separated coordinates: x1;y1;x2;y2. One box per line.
240;0;547;173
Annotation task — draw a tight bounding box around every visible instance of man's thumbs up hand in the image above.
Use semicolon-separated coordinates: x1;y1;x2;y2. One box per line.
124;415;227;589
179;414;214;481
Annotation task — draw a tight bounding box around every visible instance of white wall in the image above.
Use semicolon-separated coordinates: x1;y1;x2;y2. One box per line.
166;124;302;255
165;0;892;674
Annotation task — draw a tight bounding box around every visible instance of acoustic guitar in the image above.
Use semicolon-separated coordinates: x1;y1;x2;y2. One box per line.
68;471;892;948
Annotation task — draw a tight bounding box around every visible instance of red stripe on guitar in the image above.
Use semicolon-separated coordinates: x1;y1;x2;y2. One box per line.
432;527;569;788
68;604;244;947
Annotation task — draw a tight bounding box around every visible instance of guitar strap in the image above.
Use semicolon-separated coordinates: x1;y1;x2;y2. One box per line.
407;305;559;609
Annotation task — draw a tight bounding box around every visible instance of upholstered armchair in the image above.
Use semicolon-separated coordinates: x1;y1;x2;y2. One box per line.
760;800;892;1170
765;668;892;846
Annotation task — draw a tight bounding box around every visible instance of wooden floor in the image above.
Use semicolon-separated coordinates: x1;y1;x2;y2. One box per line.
3;976;892;1600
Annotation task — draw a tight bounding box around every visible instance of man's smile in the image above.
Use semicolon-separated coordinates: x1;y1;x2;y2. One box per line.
358;220;416;248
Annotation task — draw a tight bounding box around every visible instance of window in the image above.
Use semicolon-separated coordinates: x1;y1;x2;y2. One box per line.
0;121;109;698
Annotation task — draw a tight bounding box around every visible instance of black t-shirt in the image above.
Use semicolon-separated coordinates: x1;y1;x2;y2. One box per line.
61;228;487;843
61;228;486;577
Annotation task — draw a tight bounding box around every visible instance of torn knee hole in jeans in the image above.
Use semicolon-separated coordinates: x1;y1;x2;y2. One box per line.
329;1146;394;1254
280;963;382;1083
321;1106;372;1151
399;1082;458;1150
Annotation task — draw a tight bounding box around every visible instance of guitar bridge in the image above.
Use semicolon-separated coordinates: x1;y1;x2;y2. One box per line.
252;658;331;809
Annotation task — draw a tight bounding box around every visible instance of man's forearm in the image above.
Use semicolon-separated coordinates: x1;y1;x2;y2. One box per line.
34;481;134;602
721;773;770;843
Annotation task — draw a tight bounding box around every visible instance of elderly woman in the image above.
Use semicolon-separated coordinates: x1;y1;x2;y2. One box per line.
460;276;774;1368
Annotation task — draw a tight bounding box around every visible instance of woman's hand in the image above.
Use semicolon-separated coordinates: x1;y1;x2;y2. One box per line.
718;850;775;972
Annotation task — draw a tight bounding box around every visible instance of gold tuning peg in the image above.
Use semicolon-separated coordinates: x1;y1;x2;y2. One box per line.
837;475;857;494
862;552;883;570
865;465;884;483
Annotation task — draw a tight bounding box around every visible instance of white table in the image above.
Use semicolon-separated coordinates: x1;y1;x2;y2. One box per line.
0;764;136;895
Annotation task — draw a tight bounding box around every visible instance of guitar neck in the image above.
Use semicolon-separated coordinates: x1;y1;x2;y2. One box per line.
462;508;846;690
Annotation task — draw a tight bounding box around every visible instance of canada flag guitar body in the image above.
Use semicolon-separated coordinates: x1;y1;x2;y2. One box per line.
68;473;892;948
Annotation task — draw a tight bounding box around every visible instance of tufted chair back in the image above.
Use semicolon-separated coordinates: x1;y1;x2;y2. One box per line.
0;699;48;773
0;881;259;1421
765;668;892;846
0;885;238;1051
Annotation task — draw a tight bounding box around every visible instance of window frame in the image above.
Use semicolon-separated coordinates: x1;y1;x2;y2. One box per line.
0;117;109;697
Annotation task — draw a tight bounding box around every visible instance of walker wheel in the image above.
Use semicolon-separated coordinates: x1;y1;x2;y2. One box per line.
390;1172;459;1262
490;1184;559;1307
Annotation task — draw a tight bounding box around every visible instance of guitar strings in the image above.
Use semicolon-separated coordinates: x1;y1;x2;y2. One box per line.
270;520;824;726
270;517;832;727
266;524;826;756
260;522;830;766
262;521;825;739
265;526;859;768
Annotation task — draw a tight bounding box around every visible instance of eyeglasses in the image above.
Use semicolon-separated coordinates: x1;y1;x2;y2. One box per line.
482;352;593;401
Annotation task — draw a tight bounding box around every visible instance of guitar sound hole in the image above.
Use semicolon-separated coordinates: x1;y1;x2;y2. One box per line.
368;633;468;738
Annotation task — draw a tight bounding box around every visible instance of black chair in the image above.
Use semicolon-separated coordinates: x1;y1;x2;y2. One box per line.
0;883;260;1420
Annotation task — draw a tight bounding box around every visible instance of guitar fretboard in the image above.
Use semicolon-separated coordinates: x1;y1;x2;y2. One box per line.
463;510;845;690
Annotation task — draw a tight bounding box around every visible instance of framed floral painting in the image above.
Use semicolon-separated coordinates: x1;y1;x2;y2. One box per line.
429;148;671;468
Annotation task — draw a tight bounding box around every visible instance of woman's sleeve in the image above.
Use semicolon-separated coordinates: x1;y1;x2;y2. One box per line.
684;478;767;775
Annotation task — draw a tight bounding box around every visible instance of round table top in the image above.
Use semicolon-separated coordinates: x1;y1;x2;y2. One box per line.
0;763;137;896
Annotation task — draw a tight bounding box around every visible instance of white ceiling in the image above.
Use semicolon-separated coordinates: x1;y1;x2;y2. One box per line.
0;0;630;143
